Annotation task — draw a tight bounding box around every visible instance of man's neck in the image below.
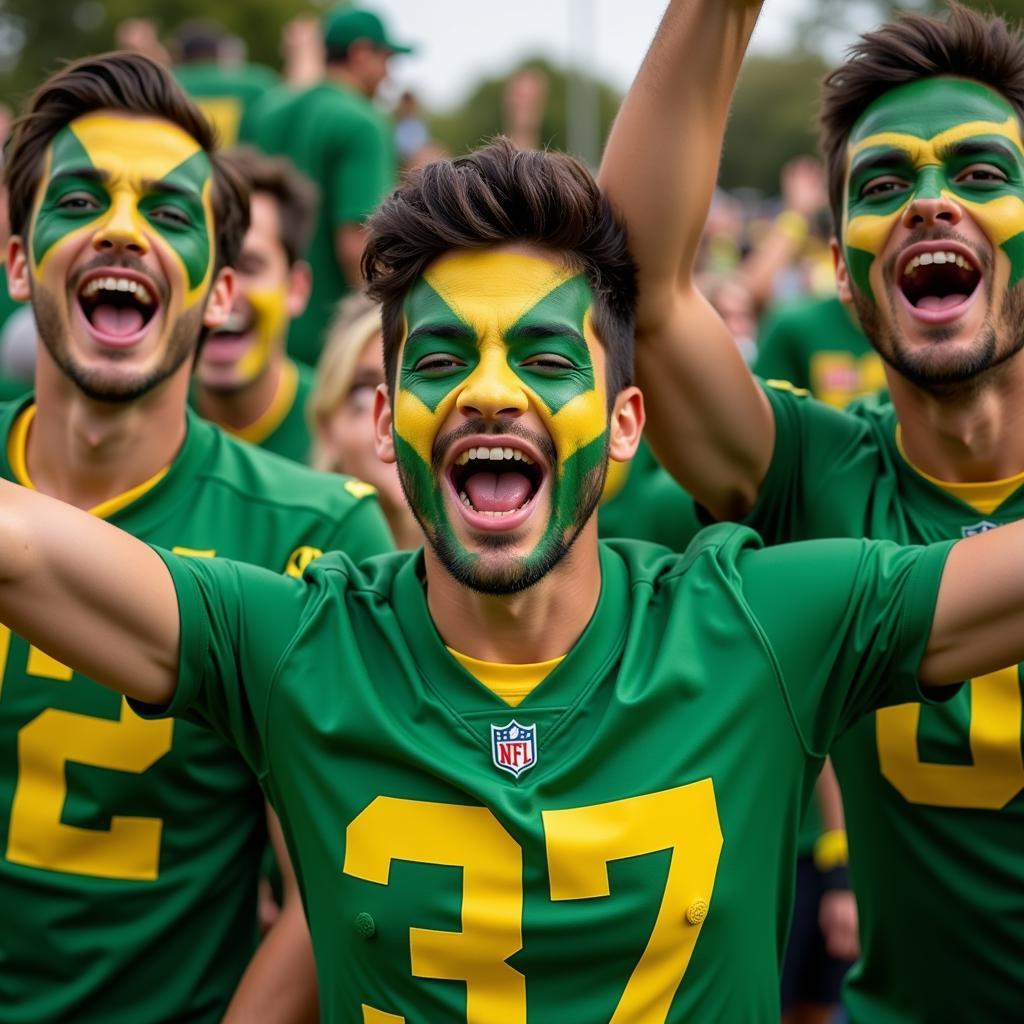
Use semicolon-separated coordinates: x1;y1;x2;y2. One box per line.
889;355;1024;482
423;522;603;664
196;357;285;433
325;64;370;98
27;353;190;511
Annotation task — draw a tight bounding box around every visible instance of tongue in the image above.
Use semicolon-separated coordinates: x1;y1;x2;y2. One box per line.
91;303;144;337
465;470;533;513
916;294;968;312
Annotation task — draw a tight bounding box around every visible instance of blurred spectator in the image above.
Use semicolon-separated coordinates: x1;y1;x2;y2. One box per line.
698;271;758;366
171;19;278;146
310;293;420;549
394;90;437;170
244;6;412;368
281;16;325;87
503;67;550;151
114;18;171;66
193;147;317;464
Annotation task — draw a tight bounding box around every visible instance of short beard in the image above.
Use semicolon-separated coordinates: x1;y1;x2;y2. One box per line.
852;238;1024;398
33;283;201;404
397;419;608;596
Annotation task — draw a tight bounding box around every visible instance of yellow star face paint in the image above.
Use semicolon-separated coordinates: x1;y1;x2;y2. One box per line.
842;78;1024;296
393;249;609;590
31;112;215;310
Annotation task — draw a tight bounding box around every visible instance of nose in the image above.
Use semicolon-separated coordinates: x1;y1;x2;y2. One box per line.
92;193;149;256
456;345;528;419
902;191;962;231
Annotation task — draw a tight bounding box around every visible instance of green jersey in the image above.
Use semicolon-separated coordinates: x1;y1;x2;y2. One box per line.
754;296;886;408
143;526;950;1022
598;440;702;549
192;358;314;465
173;61;279;146
246;82;396;366
736;382;1024;1023
0;398;392;1023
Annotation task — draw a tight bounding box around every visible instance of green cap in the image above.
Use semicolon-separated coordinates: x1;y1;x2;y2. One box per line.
323;7;414;56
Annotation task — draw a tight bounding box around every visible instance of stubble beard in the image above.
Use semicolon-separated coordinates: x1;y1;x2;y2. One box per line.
33;281;202;404
852;243;1024;398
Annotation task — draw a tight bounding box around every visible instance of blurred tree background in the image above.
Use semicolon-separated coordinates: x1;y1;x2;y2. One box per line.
2;0;1024;195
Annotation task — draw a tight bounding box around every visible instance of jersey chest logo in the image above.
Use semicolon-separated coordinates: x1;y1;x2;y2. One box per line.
491;720;537;778
961;519;999;537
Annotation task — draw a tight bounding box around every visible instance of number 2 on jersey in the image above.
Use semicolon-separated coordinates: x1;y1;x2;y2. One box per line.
346;780;722;1023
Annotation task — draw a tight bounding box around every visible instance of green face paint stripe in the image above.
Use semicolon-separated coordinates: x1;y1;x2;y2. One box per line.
506;273;596;415
399;279;478;415
845;247;876;299
849;78;1020;145
139;149;214;289
31;126;102;268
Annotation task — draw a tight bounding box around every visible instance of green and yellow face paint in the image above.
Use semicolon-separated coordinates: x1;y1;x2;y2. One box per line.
29;111;215;345
843;78;1024;305
393;250;609;589
202;282;289;386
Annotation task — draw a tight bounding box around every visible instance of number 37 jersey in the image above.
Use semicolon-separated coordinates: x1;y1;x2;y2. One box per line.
0;400;393;1023
147;526;951;1022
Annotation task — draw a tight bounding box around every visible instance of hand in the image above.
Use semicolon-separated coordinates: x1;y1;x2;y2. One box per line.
819;888;860;961
282;16;324;86
781;156;827;218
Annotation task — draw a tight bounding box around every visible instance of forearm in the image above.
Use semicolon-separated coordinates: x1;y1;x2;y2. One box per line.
599;0;763;318
0;480;179;703
222;900;319;1024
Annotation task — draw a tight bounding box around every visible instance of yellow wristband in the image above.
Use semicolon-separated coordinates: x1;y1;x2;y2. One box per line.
813;829;848;872
774;209;809;244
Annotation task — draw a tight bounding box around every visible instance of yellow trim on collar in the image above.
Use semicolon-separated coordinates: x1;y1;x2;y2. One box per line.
447;646;566;708
8;405;169;519
226;359;298;445
896;424;1024;515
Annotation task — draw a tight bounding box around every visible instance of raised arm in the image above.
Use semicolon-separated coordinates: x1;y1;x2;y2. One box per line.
0;480;179;704
598;0;773;519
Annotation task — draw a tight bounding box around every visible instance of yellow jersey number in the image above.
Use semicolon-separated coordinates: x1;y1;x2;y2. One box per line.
345;780;722;1023
877;666;1024;809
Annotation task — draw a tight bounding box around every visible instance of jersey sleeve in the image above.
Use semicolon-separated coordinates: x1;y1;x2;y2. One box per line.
326;487;395;561
737;535;956;755
329;114;395;225
130;548;310;777
739;381;875;543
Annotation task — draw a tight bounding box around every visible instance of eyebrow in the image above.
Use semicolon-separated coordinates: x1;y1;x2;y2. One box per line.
405;321;476;345
937;138;1023;163
507;321;588;347
47;167;200;199
850;147;912;179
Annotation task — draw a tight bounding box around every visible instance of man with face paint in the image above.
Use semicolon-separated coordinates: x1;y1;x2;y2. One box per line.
11;128;1024;1022
0;52;393;1023
193;146;317;464
601;2;1024;1021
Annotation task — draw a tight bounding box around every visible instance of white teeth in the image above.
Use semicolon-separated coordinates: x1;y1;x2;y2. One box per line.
904;251;973;276
80;276;155;306
455;446;535;466
918;252;934;266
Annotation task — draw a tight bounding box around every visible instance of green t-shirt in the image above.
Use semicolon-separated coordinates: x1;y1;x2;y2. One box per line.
192;359;314;465
146;526;949;1022
0;399;392;1023
736;381;1024;1023
173;61;279;146
246;81;396;366
598;440;702;549
754;296;886;409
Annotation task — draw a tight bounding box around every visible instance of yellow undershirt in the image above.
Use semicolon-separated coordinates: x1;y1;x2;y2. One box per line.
8;405;169;518
896;425;1024;515
447;647;566;707
225;359;298;445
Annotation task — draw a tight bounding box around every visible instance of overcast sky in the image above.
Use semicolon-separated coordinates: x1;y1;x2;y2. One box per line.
369;0;873;109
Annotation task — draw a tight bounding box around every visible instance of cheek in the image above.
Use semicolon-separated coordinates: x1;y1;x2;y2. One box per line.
393;384;459;467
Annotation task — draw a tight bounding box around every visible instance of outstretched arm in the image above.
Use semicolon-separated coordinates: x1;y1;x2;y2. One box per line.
598;0;773;520
0;480;179;705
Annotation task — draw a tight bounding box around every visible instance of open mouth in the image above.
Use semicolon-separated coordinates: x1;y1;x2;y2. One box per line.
898;246;981;319
77;273;158;344
211;309;254;342
449;443;545;523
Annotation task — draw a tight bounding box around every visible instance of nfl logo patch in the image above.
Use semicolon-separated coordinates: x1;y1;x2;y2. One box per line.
491;720;537;778
962;520;999;538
